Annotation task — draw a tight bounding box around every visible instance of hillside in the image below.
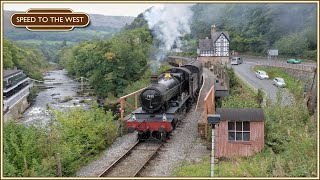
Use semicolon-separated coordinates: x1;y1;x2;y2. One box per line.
126;4;317;59
3;11;134;43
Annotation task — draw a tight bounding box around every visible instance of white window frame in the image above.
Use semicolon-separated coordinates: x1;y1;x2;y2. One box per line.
228;121;250;142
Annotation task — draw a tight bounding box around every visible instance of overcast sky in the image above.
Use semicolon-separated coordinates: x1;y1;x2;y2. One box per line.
3;3;186;17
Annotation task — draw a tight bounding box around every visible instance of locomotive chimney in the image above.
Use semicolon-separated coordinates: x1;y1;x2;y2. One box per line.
150;74;158;84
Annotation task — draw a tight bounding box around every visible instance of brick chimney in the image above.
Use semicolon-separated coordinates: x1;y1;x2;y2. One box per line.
211;24;216;35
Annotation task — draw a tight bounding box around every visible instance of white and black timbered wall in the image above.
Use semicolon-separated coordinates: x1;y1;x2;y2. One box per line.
214;34;229;57
199;34;229;57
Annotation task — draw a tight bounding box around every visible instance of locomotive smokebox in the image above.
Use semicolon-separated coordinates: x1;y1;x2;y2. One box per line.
150;74;158;84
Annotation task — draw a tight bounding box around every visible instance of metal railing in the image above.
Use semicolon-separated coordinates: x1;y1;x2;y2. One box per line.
3;85;30;111
4;75;28;90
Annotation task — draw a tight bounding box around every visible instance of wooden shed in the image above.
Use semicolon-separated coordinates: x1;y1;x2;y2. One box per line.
214;108;265;158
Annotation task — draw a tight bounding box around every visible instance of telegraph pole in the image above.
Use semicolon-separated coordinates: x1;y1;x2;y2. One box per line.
211;124;215;177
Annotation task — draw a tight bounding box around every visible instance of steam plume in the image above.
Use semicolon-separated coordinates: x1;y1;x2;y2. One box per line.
144;4;193;71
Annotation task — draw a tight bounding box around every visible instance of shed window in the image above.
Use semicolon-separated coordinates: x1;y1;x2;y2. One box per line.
228;121;250;141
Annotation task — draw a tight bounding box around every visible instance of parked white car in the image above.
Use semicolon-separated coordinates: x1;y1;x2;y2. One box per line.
231;57;243;65
255;70;269;79
273;77;286;87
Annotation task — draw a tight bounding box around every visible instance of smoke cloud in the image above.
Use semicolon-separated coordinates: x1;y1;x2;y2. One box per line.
144;4;193;71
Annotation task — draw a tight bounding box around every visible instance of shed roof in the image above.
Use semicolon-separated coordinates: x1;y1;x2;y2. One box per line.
216;108;265;122
4;70;22;78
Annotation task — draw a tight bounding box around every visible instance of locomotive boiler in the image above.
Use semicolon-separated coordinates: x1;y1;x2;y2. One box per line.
127;60;203;141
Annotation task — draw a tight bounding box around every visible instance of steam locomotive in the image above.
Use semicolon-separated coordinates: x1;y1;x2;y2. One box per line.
126;60;203;141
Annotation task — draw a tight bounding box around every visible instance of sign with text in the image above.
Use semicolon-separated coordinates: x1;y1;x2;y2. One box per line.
11;9;90;31
267;49;278;56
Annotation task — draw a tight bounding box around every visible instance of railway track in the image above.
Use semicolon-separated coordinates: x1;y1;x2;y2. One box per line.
99;141;163;177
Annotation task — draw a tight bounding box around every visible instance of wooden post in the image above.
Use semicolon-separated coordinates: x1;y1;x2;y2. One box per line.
135;94;138;109
56;153;62;177
24;157;28;176
120;98;124;119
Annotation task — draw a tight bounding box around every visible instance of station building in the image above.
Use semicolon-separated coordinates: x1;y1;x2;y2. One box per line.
197;25;230;67
3;69;31;121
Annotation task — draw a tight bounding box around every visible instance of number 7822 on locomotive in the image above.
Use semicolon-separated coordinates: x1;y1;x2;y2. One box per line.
126;60;203;141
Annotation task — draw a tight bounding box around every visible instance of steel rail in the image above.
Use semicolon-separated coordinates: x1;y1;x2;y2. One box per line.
133;143;163;177
98;141;139;177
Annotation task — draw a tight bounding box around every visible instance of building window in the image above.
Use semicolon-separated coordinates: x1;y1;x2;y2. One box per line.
228;121;250;141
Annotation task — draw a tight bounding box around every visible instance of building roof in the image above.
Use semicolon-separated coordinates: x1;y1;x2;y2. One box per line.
216;108;265;122
4;70;22;79
211;32;230;42
199;38;213;51
199;31;230;52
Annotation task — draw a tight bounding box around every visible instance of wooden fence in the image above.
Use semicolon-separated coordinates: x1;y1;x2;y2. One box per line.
199;86;215;139
119;88;145;120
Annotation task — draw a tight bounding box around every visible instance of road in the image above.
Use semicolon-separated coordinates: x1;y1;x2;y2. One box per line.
232;61;293;105
240;55;316;68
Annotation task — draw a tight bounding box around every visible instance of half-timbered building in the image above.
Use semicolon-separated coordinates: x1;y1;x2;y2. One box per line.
197;25;230;67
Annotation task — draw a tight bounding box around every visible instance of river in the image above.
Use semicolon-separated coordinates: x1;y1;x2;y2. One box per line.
21;69;92;125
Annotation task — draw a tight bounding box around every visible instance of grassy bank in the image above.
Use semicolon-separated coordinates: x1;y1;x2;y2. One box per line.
174;97;316;177
3;103;117;177
174;68;316;177
252;66;303;99
218;67;261;108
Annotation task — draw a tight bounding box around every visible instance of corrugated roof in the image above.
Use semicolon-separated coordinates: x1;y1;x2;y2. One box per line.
4;70;22;78
216;108;265;121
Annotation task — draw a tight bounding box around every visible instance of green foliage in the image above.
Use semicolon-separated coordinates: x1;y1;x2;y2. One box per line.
253;66;303;99
225;67;238;89
14;40;72;63
3;104;117;177
275;27;317;60
3;38;50;80
174;93;316;177
124;12;149;30
221;68;259;108
190;4;316;58
27;87;40;104
58;27;153;97
174;156;211;177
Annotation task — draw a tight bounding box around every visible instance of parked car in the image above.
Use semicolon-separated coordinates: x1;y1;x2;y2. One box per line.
287;58;302;64
255;70;269;79
273;77;286;87
231;57;243;65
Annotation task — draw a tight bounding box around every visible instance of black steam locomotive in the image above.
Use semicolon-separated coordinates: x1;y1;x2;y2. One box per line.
127;60;203;141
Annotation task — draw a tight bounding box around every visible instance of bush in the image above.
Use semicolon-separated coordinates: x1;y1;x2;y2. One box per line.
221;70;259;108
3;104;117;177
302;50;317;60
174;96;316;177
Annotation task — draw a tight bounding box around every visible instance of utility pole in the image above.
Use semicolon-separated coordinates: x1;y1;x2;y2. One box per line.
211;125;215;177
208;114;220;177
